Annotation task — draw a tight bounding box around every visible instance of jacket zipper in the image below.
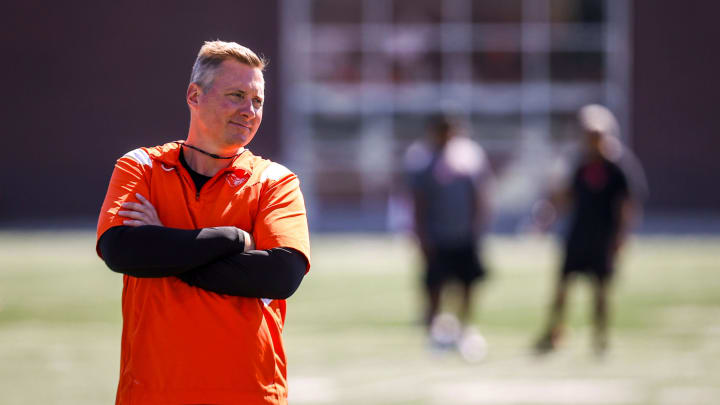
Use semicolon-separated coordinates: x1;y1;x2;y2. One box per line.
195;170;228;201
175;166;202;201
193;169;232;201
174;160;236;201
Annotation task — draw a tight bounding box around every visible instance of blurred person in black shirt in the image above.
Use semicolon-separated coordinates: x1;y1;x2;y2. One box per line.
533;104;647;356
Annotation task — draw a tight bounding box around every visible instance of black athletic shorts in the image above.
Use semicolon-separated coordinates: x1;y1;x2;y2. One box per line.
424;243;485;288
561;244;615;281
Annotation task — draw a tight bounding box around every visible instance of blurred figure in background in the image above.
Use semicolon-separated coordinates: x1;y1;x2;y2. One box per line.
404;114;493;361
533;104;647;357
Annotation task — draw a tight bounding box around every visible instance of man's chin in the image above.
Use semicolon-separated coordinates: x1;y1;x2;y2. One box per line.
225;132;254;148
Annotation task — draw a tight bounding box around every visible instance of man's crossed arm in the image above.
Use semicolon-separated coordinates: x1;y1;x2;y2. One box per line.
98;193;306;299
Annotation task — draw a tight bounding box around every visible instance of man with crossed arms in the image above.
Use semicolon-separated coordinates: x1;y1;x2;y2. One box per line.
96;40;310;405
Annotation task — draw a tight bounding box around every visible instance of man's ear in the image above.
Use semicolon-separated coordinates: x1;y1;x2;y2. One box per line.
187;83;201;109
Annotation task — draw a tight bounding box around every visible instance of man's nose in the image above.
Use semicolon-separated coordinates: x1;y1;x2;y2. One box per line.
240;101;256;118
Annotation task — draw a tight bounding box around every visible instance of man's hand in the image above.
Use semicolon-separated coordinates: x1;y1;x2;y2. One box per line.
119;193;164;227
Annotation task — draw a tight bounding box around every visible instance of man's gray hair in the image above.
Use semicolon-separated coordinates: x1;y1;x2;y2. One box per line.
189;40;267;89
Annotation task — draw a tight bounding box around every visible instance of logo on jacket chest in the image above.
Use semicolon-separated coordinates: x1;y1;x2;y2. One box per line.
226;172;250;188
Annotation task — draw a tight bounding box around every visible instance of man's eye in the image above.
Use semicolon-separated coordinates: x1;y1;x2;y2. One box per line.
254;99;263;106
233;93;245;99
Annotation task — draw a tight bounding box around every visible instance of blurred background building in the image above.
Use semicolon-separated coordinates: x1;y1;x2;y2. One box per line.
281;0;630;230
1;0;719;232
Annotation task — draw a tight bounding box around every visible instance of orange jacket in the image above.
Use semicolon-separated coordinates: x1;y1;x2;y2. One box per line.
97;141;310;405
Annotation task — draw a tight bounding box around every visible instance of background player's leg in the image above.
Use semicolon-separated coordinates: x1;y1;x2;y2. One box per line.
458;243;483;328
535;274;571;354
457;281;488;362
421;252;442;329
459;282;473;327
427;282;465;350
592;276;610;356
425;284;441;329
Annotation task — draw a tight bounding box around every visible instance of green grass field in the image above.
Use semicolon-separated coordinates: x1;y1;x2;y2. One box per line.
0;231;718;404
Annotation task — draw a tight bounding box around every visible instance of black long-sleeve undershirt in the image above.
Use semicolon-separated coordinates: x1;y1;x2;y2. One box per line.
176;247;306;299
98;225;306;299
98;225;246;277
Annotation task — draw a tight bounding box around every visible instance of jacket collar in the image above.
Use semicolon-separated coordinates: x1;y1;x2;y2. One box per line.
149;141;253;175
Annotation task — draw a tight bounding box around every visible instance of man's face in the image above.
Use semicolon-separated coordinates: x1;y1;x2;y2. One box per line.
429;125;454;149
583;129;604;156
190;59;265;149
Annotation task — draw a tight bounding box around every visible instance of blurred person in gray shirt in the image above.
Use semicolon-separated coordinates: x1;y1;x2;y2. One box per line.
404;114;493;360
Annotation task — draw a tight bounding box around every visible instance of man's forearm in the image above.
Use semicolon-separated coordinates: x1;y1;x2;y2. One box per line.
176;247;307;299
98;225;247;277
613;198;636;252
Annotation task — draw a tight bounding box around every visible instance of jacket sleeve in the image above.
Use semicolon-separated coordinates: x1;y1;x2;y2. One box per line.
252;163;311;272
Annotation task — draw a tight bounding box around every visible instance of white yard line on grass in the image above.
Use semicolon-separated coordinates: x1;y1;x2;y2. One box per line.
288;377;338;403
431;379;645;404
289;373;647;405
656;386;720;405
291;352;545;403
